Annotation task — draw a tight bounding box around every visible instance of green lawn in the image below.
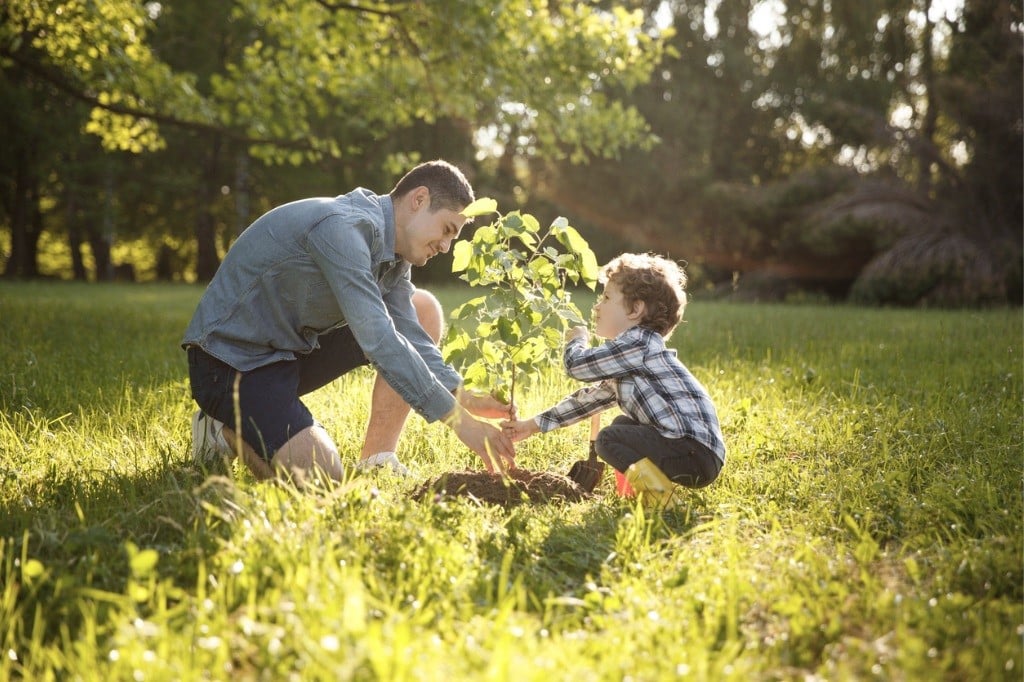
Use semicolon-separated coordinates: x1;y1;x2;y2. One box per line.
1;281;1020;680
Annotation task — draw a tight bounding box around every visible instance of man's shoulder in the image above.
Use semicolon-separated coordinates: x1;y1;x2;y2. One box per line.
342;187;384;210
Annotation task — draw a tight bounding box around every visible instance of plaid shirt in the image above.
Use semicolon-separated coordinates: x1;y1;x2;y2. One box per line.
535;325;726;462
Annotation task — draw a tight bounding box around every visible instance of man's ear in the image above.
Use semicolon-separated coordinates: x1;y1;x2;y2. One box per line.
412;186;431;211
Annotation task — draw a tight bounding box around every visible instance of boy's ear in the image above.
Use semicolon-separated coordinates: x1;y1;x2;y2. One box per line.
628;300;646;320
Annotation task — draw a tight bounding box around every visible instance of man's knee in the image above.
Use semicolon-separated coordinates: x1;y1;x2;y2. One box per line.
271;424;343;482
412;288;443;342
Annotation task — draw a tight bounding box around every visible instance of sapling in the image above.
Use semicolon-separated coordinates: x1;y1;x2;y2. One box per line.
443;198;598;408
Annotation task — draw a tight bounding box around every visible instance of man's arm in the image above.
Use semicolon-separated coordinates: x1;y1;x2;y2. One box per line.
307;218;457;422
383;276;463;393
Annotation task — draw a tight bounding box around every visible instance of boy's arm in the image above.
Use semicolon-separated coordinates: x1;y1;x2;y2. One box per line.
562;332;646;383
534;381;617;433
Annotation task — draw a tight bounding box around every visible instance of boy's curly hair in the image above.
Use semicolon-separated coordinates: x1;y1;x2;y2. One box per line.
599;253;687;338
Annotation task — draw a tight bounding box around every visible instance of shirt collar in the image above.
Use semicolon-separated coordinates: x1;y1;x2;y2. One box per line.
622;325;665;346
380;193;398;262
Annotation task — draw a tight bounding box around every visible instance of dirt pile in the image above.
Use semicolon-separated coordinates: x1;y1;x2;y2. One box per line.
412;468;589;507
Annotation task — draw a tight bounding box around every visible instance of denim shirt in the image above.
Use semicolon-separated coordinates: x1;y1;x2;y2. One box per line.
182;188;461;422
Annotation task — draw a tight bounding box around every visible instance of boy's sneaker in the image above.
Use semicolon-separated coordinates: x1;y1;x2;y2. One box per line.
625;458;676;506
191;410;233;465
355;451;410;477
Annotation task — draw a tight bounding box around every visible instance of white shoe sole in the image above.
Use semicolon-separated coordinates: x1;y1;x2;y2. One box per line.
191;411;234;465
355;452;410;476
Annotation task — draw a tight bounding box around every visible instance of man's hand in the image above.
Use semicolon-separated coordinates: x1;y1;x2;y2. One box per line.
457;389;517;420
446;406;516;473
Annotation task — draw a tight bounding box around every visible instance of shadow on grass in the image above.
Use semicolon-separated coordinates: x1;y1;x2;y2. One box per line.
1;458;238;592
0;455;247;649
516;493;709;599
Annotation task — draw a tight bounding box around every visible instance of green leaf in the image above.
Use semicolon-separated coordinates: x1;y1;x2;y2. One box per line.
580;249;599;288
460;197;498;218
516;231;537;249
451;240;473;273
502;213;524;231
473;225;498;246
543;326;563;346
497;317;519;345
463;361;489;390
553;224;590;255
452;296;487;319
442;330;469;362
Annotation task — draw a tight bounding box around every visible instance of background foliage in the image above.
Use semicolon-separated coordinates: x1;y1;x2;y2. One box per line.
1;0;1021;305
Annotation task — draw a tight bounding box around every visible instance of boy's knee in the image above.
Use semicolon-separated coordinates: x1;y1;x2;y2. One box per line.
412;288;443;342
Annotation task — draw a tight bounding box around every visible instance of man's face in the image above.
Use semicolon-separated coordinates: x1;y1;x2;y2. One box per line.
397;196;467;267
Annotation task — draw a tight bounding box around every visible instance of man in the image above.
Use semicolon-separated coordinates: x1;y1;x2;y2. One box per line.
182;160;515;482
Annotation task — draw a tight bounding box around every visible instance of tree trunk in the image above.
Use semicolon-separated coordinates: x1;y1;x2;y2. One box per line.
195;136;223;281
27;187;43;277
65;185;89;281
918;0;937;195
3;148;36;279
235;150;250;238
92;170;117;281
88;228;113;282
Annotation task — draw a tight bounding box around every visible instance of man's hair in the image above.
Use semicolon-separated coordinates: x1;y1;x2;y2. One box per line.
600;253;688;338
390;160;474;213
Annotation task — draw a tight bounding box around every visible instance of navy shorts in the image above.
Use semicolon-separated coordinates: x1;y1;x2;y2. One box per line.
187;326;369;460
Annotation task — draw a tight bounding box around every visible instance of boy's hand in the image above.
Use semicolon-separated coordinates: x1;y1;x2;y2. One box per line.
501;418;540;442
565;325;589;343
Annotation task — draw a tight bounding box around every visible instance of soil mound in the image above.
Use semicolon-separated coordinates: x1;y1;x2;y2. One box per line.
412;468;588;507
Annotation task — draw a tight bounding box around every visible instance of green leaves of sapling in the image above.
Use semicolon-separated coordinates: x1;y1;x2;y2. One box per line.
460;197;498;219
444;200;597;405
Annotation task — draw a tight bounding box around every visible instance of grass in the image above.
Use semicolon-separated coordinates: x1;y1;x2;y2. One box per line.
0;280;1020;680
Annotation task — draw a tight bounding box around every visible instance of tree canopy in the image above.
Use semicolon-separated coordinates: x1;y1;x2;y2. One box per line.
1;0;665;278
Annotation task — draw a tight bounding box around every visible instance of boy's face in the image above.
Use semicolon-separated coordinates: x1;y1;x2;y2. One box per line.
593;280;642;339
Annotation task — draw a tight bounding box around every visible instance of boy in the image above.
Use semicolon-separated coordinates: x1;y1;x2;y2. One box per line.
502;253;725;501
